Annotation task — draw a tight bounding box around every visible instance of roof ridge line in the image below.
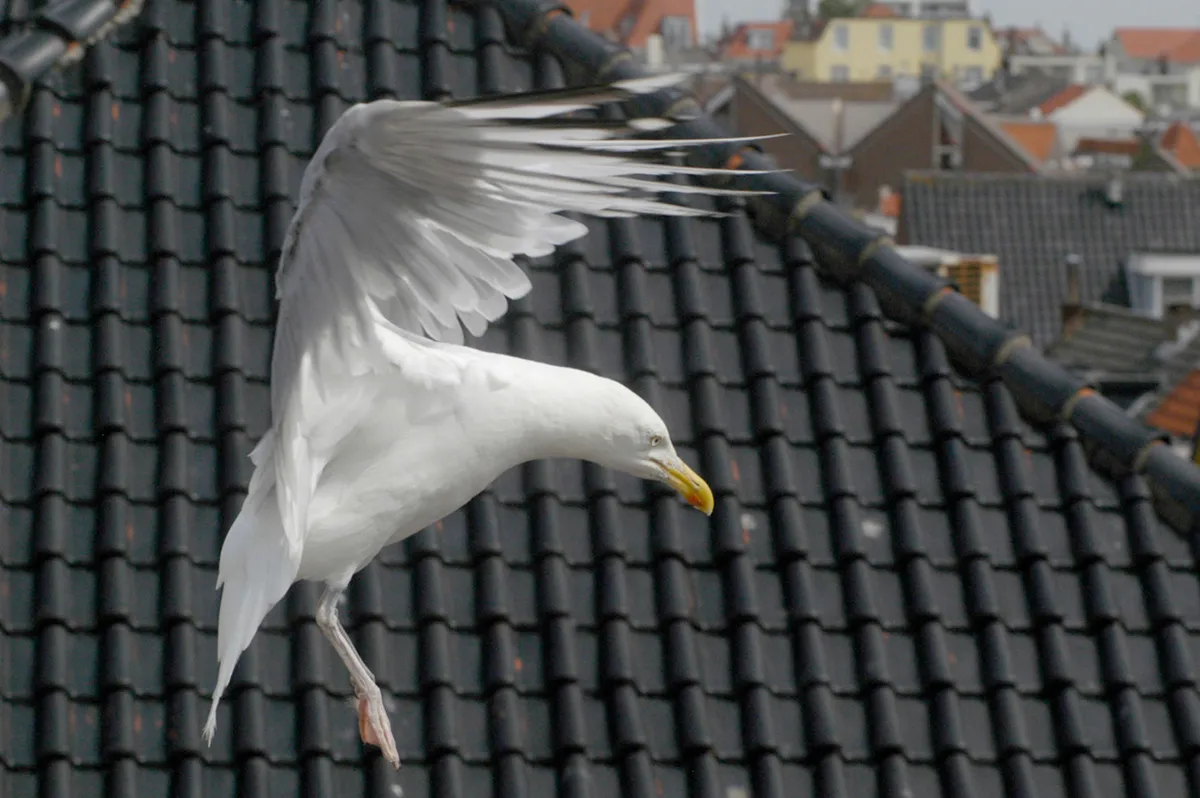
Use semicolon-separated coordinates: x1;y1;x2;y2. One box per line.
0;0;145;122
485;0;1200;536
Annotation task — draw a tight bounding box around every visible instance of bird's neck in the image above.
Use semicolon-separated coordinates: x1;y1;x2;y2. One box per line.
472;363;621;468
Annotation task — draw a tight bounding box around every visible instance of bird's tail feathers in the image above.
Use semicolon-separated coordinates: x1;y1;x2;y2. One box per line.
202;447;299;746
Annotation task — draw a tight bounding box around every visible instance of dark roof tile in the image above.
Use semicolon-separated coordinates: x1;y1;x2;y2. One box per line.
901;171;1200;347
4;0;1200;796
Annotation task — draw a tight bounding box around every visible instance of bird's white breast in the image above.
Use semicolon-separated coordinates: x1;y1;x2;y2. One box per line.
291;372;525;583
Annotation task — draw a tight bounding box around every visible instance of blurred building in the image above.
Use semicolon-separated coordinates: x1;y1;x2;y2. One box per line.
562;0;697;51
781;1;1000;90
1103;28;1200;113
730;73;1038;212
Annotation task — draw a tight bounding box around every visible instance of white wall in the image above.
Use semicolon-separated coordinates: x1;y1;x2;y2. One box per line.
1114;69;1200;112
1041;86;1145;151
1008;53;1104;85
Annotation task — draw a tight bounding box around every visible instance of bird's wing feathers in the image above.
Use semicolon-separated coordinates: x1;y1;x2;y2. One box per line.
269;72;782;559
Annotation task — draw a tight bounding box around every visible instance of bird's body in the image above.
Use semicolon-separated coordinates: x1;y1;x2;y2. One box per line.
201;72;778;766
297;353;624;582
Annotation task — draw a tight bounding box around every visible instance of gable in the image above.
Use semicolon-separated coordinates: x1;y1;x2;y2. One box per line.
1046;86;1145;123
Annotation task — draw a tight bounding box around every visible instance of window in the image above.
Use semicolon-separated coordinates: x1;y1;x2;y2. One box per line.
831;65;850;82
967;25;981;51
963;66;983;86
833;24;849;50
920;63;938;81
877;64;893;78
661;16;691;49
923;24;940;52
746;27;775;51
1085;64;1103;84
878;24;893;51
1162;276;1196;310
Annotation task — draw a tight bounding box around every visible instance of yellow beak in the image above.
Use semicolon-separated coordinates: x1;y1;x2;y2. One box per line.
658;458;715;516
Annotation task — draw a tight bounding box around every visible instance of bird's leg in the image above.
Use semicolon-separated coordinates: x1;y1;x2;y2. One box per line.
315;586;400;769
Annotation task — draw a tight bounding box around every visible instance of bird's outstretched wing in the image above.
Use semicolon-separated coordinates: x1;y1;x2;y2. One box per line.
270;72;782;562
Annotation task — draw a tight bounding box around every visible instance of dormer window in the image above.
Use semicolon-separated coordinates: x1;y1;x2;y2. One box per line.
1125;253;1200;319
1162;276;1198;313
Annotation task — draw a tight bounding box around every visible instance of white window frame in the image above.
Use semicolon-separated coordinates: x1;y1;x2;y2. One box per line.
831;64;850;82
967;25;982;51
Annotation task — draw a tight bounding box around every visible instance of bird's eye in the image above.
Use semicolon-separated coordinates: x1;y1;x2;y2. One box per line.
649;434;663;447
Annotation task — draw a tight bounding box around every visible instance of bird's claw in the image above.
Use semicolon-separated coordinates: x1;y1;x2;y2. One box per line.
356;688;399;769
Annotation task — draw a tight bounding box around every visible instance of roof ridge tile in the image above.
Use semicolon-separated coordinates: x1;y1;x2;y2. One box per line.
0;0;143;120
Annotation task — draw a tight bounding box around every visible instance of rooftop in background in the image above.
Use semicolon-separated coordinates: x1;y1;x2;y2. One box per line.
996;26;1071;56
1035;84;1090;116
1147;369;1200;437
717;19;793;62
563;0;697;49
1113;27;1200;65
996;119;1060;165
968;71;1072;116
740;73;902;153
1046;301;1172;378
899;171;1200;347
1160;121;1200;169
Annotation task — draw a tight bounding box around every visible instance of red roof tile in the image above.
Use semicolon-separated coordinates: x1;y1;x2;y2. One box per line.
564;0;697;49
1074;137;1140;156
1000;121;1058;163
1146;369;1200;437
859;3;898;17
1115;27;1200;64
1160;121;1200;168
1036;84;1088;116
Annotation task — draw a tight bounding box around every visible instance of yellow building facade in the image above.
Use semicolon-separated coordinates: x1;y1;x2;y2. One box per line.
782;16;1001;86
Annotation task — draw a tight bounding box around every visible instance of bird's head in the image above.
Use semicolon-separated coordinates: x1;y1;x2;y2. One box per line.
584;383;714;516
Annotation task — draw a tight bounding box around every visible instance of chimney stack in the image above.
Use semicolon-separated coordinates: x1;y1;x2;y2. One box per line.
1062;253;1084;337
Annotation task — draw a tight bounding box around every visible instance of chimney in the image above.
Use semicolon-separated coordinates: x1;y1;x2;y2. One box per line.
1062;253;1085;336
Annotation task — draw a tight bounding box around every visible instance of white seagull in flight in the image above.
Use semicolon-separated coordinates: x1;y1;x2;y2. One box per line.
200;72;778;767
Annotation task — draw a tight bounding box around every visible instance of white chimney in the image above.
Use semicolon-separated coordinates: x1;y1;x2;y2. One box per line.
646;34;664;69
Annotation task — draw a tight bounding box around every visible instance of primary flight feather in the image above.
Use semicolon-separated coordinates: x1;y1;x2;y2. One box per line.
201;73;780;767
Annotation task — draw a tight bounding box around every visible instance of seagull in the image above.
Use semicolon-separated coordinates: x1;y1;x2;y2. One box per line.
200;72;778;767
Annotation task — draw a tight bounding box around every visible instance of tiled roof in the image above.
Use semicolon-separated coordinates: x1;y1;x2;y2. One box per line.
4;2;1200;798
859;3;899;18
1146;370;1200;437
1115;27;1200;65
998;120;1059;164
968;71;1070;116
0;0;144;123
1036;84;1089;116
899;171;1200;347
1160;121;1200;170
1045;302;1171;376
564;0;697;49
1074;137;1141;156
